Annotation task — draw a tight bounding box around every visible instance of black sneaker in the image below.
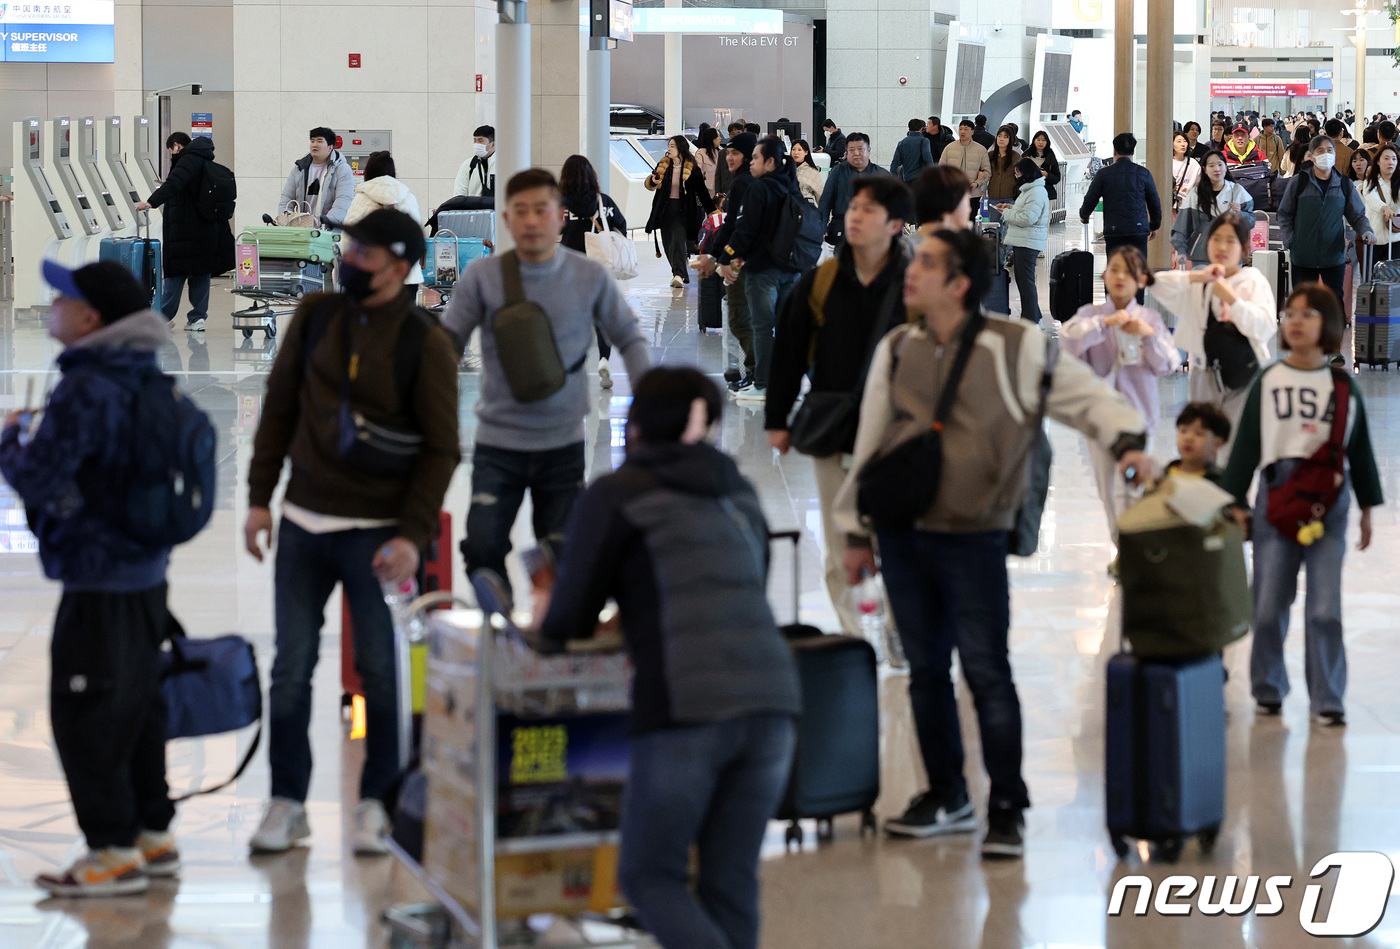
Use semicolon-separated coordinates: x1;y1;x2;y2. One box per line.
980;804;1025;859
1256;701;1282;716
727;375;755;393
723;368;742;384
884;790;976;838
1318;710;1346;727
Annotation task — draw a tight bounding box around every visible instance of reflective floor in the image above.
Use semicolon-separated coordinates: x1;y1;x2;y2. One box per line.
2;226;1400;948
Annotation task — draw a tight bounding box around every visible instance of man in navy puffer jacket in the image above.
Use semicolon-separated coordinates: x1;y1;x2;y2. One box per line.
0;261;179;898
1079;132;1163;265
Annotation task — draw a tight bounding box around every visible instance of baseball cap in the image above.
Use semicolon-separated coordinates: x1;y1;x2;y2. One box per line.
42;260;150;324
1232;124;1249;133
341;208;427;265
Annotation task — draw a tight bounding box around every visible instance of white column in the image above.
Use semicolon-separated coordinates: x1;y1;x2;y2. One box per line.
496;0;531;252
664;0;682;135
1355;29;1366;125
588;38;612;193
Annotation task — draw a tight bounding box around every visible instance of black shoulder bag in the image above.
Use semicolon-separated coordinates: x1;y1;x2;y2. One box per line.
1200;284;1259;391
856;314;984;530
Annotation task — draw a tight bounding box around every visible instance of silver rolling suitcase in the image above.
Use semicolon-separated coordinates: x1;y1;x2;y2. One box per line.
435;210;495;245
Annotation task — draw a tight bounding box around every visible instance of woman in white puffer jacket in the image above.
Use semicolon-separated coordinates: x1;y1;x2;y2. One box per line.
1361;143;1400;265
343;150;424;284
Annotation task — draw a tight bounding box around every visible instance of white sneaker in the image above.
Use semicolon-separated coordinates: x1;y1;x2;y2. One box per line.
670;275;683;288
734;386;767;404
249;797;311;853
186;318;207;332
598;358;613;389
352;800;392;856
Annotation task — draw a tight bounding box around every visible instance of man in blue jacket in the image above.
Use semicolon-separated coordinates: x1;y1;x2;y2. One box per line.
890;119;935;182
0;262;179;897
1079;132;1162;299
1278;133;1375;306
817;132;886;246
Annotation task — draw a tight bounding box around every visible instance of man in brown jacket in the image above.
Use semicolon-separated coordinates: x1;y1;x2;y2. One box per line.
243;208;461;858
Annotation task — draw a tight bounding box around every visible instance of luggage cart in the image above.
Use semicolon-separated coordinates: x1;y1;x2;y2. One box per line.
231;229;338;340
382;577;652;949
420;229;490;313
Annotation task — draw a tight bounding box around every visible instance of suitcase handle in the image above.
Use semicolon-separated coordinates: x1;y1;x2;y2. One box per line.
769;529;803;626
1360;238;1375;284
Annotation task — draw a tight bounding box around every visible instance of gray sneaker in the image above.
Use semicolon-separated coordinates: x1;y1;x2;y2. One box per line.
249;797;311;853
885;791;976;838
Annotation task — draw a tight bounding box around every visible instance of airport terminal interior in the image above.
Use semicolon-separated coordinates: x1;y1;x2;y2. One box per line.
6;0;1400;946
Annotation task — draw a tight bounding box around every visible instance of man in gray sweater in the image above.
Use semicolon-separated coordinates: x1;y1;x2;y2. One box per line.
442;168;652;600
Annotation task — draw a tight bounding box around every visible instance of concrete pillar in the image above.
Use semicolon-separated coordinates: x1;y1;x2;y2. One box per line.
497;0;530;252
664;0;682;135
529;0;586;173
587;39;612;193
1114;0;1133;137
1354;30;1366;127
1146;0;1174;270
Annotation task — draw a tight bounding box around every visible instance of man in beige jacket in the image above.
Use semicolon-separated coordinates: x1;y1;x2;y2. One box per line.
940;120;992;199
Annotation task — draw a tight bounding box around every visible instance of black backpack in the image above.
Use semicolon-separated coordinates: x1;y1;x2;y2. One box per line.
768;185;824;273
196;160;237;222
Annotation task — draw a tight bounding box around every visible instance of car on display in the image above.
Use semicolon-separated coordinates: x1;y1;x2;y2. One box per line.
610;104;666;136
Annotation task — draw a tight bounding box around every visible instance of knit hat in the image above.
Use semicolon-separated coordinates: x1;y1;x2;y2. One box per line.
42;260;150;324
727;131;758;162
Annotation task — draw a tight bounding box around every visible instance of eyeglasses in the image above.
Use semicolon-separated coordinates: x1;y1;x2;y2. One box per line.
1281;307;1323;321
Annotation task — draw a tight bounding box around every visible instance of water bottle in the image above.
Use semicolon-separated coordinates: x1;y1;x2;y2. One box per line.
381;576;420;638
979;195;990;223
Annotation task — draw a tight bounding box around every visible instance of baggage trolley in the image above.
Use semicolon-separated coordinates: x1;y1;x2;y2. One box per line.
381;574;652;949
231;229;339;339
421;229;490;313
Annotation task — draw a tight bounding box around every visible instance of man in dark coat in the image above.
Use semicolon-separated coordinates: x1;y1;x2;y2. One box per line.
136;133;235;331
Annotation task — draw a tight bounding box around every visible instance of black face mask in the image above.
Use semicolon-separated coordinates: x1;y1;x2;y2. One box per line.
338;259;378;302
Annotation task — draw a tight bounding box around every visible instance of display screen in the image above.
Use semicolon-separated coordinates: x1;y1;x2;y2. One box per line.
952;44;986;114
1041;52;1071;115
1;1;116;63
610;138;654;176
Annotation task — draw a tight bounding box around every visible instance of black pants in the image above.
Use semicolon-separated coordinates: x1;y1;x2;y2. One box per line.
50;584;174;850
596;325;611;361
1011;246;1042;323
1291;263;1345;307
660;199;690;279
1105;234;1150;304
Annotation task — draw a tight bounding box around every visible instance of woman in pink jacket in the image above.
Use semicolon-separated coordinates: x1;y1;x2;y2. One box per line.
1061;246;1181;555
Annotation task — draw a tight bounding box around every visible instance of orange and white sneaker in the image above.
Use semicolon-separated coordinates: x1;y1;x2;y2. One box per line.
137;830;181;878
35;847;148;897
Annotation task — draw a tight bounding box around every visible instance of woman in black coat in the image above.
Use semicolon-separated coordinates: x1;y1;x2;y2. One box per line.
1025;131;1062;202
644;135;715;286
560;154;628;387
137;132;235;329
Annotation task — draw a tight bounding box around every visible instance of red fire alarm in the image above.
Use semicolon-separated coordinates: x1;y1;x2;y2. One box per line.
476;74;483;93
349;53;361;68
899;76;908;86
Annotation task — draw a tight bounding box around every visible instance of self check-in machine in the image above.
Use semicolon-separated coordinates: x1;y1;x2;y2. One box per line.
104;116;152;228
51;117;104;237
11;117;74;308
133;115;162;197
78;117;127;233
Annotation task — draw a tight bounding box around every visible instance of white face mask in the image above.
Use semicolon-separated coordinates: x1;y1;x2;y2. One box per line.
1313;153;1335;172
473;143;489;158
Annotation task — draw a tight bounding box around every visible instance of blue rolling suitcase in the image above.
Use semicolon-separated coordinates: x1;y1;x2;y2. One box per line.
1105;651;1226;862
100;212;163;307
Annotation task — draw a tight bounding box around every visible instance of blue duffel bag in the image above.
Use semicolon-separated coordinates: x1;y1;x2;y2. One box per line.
161;619;262;800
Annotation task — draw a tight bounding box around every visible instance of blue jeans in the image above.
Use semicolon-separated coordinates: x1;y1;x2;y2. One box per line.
743;268;799;390
1010;246;1041;323
160;273;211;323
618;714;796;949
1250;460;1351;715
461;442;586;602
877;528;1030;810
270;519;401;803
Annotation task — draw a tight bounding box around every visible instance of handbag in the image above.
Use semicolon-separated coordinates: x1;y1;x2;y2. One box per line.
335;307;429;477
1201;286;1259;391
274;200;316;228
1266;368;1351;544
584;195;639;280
856;315;984;529
160;618;262;801
789;265;900;457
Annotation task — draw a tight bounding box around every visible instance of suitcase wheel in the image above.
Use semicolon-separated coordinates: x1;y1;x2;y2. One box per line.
860;809;878;838
1110;833;1130;860
1197;825;1220;854
784;821;803;851
266;321;278;340
243;329;254;340
1156;836;1184;863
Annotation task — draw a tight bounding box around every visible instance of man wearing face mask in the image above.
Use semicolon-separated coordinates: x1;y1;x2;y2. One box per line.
1278;134;1376;306
453;125;497;198
243;208;461;858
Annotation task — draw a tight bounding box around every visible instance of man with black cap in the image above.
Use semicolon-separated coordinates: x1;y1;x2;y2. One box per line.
243;208;461;857
1;261;181;897
697;132;760;390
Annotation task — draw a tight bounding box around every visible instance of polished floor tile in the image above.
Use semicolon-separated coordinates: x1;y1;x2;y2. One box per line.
2;228;1400;948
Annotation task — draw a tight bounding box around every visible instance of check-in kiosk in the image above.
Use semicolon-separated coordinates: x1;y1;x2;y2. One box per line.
78;116;127;233
103;116;145;225
50;117;104;237
11;117;75;308
133;115;162;197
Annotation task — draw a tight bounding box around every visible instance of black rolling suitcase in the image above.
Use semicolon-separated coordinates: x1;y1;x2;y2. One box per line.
1228;160;1278;212
768;530;880;848
698;273;723;330
1355;243;1400;370
1049;221;1095;321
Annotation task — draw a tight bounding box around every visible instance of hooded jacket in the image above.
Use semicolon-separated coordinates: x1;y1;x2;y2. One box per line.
343;176;425;284
561;188;627;254
145;136;235;278
538;441;802;733
716;171;805;274
0;310;173;590
1003;175;1050;252
278;150;356;229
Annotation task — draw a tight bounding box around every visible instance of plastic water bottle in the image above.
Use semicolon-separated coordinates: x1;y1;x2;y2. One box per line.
381;576;420;639
979;195;990;223
856;570;906;668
